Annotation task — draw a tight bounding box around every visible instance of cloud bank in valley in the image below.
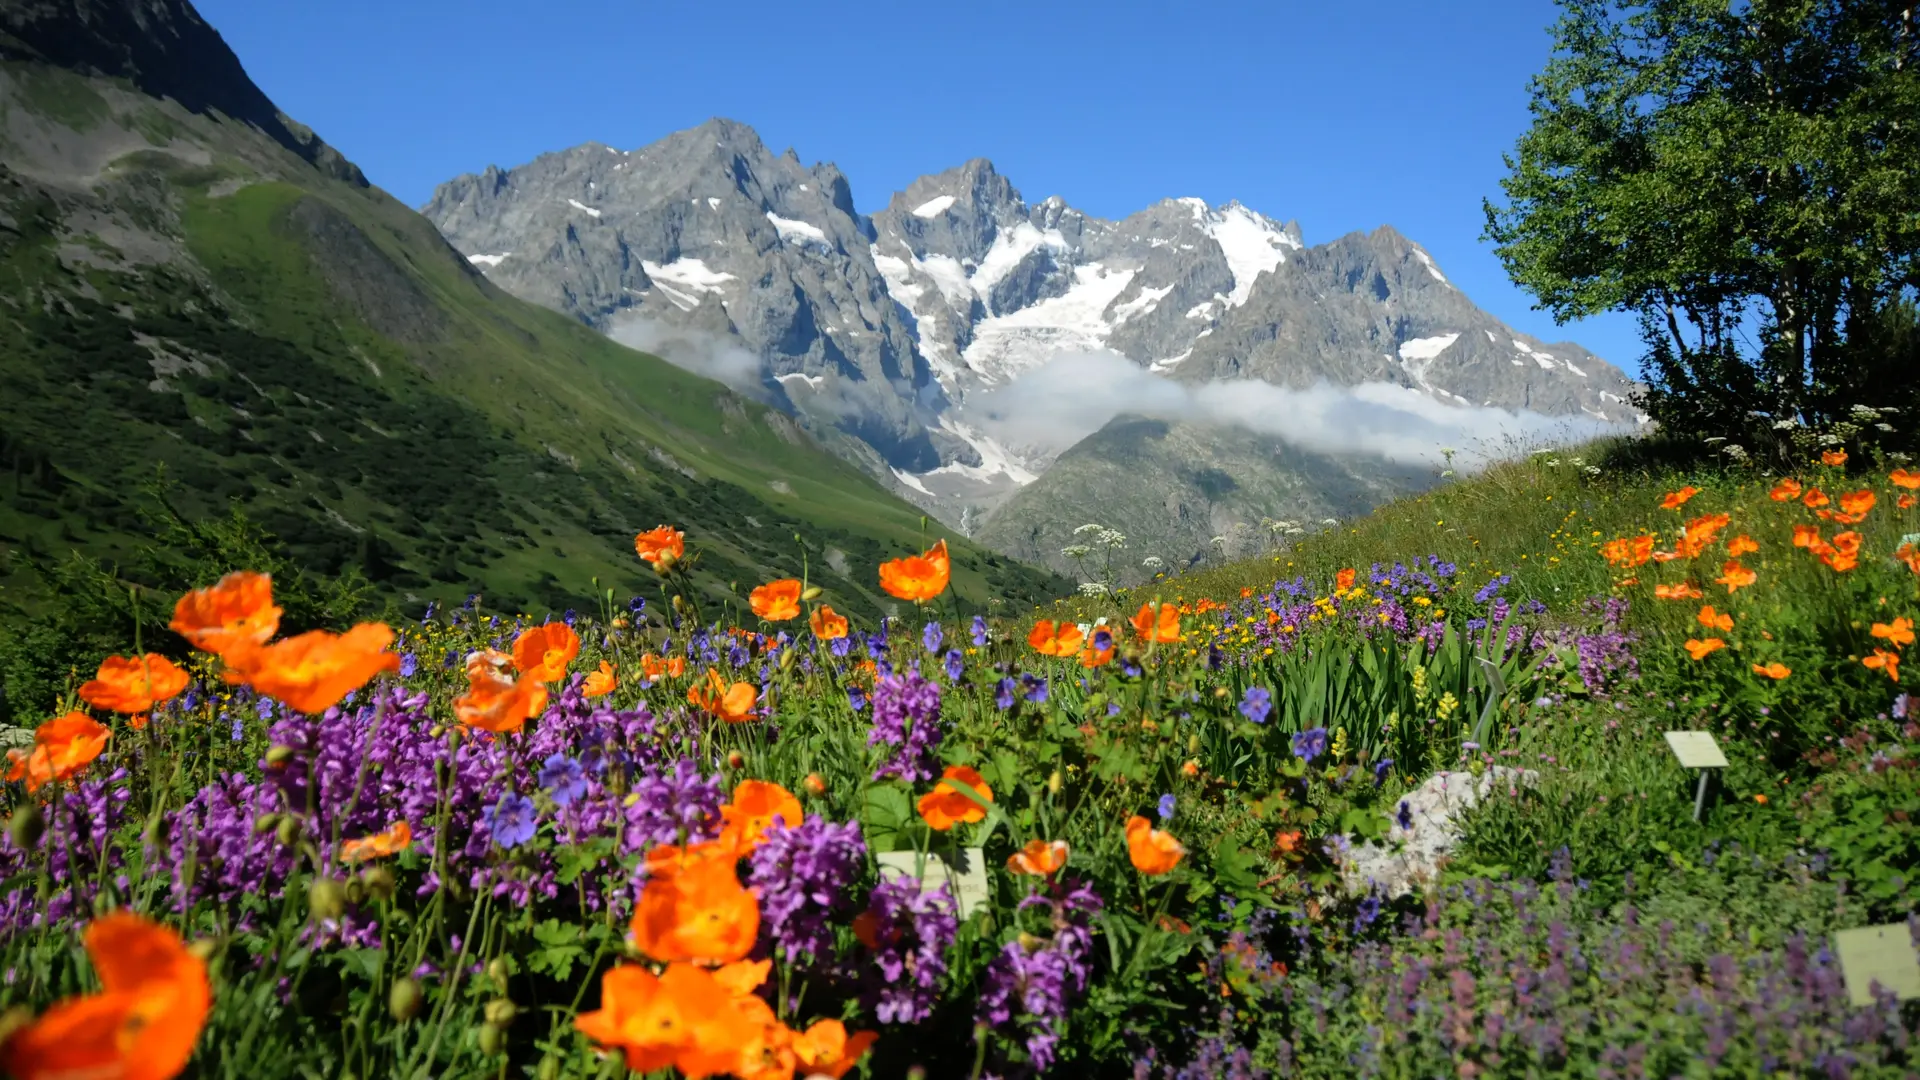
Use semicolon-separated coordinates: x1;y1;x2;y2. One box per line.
966;351;1624;467
608;317;768;396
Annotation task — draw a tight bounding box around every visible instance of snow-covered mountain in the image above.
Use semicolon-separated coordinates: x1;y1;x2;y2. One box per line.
422;118;1640;536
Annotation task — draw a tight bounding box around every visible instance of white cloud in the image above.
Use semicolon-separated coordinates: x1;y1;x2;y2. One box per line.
608;317;768;396
966;350;1620;467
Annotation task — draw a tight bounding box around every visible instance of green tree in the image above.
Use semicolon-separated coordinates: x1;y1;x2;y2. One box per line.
1485;0;1920;457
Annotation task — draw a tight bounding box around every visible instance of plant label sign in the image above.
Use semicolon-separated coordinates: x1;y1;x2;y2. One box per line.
1833;924;1920;1008
877;847;990;920
1663;731;1728;770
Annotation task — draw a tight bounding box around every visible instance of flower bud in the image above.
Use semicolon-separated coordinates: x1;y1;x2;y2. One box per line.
187;938;218;962
0;1005;34;1047
803;773;827;797
907;1067;927;1080
483;998;517;1026
91;891;116;917
726;750;745;770
264;745;295;769
622;792;641;808
8;804;45;851
656;553;679;575
800;585;823;601
1046;770;1063;795
344;878;366;907
252;813;281;836
1017;932;1045;953
428;724;445;739
779;648;796;671
486;958;509;985
1213;686;1229;699
1187;734;1201;754
308;878;347;923
385;976;424;1014
276;816;301;848
536;1057;560;1080
361;866;396;902
1181;760;1201;777
478;1022;505;1056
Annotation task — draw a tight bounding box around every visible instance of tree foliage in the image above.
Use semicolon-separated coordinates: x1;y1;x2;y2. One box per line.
1486;0;1920;456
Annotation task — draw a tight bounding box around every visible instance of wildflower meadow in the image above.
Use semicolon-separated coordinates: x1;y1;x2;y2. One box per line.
0;443;1917;1079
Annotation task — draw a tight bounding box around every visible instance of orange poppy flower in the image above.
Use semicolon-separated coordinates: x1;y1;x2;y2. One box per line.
512;623;580;683
630;857;760;965
878;539;951;603
1820;531;1863;572
1600;535;1655;568
1675;513;1730;558
1027;620;1085;657
1131;602;1181;643
169;571;282;658
633;525;686;567
583;660;617;698
1871;617;1915;649
1901;495;1918;510
1726;535;1759;558
791;1019;879;1080
1660;486;1700;510
687;670;759;723
640;654;687;681
3;712;111;793
719;780;803;853
226;623;399;715
465;649;512;681
916;765;992;831
1768;478;1803;502
1900;542;1920;574
1684;637;1726;660
810;605;849;640
1653;583;1704;600
341;820;412;864
748;579;802;622
1835;490;1876;522
1334;568;1357;592
1125;815;1184;875
1802;487;1830;509
79;654;190;714
1696;606;1733;633
574;961;757;1077
1821;449;1848;466
453;671;549;734
1078;641;1115;668
0;912;209;1080
1792;524;1823;549
1863;648;1901;682
1714;561;1757;593
730;995;797;1080
1891;469;1920;490
1751;662;1791;680
1007;839;1070;877
640;839;738;886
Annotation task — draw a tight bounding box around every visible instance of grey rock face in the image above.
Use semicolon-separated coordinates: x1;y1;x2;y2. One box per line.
425;120;1639;549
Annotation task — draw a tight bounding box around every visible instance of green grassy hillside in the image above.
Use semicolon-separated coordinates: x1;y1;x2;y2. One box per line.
0;63;1065;628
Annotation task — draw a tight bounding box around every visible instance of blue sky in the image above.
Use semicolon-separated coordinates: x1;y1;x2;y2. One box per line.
197;0;1642;374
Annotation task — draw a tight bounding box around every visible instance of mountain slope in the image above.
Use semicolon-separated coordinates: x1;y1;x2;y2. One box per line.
974;417;1431;578
0;0;1065;621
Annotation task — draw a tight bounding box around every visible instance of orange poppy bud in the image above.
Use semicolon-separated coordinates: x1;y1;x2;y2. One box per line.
878;539;951;603
803;773;828;797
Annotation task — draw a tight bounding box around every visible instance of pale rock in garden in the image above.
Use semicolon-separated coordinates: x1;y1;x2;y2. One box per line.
1340;765;1539;898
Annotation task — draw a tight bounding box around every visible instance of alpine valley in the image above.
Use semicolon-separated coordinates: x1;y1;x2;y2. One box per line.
0;0;1067;632
424;122;1642;577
